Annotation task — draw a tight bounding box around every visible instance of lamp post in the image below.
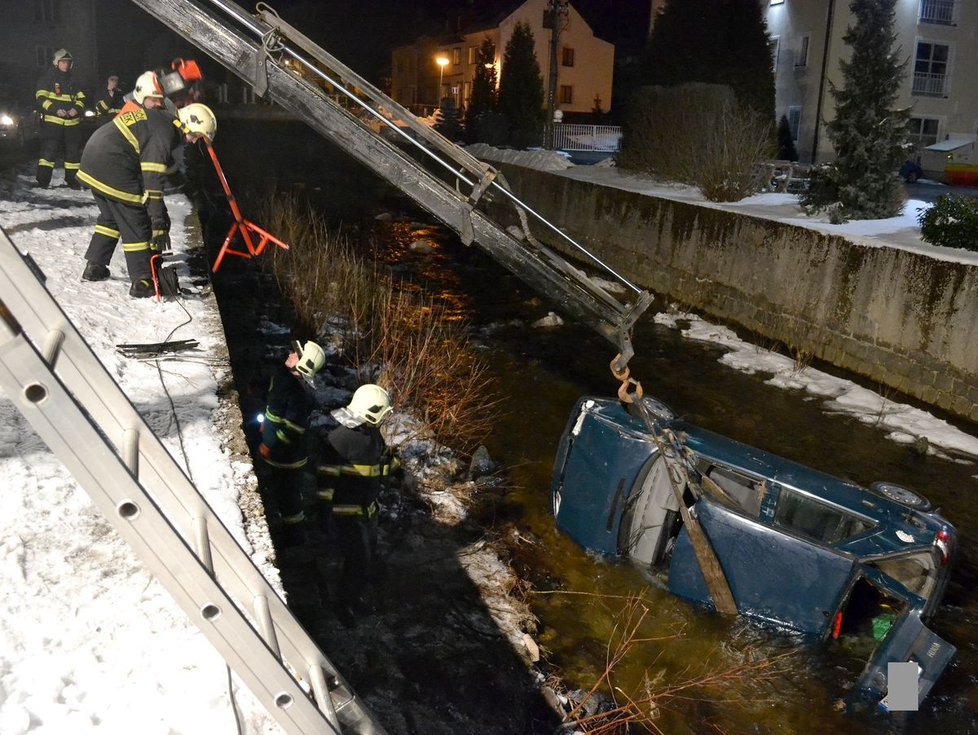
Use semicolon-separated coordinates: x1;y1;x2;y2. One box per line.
435;55;449;106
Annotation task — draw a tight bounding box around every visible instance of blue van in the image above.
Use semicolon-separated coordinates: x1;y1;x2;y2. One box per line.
551;396;957;708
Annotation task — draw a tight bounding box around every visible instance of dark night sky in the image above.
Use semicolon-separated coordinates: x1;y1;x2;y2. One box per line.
98;0;650;89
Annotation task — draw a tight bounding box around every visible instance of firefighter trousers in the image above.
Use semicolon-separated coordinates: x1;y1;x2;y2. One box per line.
84;193;153;282
36;122;82;187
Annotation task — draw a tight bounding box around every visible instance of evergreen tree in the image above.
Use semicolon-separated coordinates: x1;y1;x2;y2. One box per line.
498;22;545;148
776;115;799;161
434;96;463;141
643;0;774;119
464;38;497;143
801;0;909;221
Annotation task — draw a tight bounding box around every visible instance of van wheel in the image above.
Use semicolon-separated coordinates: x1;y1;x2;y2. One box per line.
871;481;931;511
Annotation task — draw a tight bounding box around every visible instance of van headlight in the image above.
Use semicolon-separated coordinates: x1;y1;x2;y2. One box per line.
0;113;15;127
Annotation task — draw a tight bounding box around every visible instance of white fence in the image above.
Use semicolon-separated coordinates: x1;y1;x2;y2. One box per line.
552;124;622;152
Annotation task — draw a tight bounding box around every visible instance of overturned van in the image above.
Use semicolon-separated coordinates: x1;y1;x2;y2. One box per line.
551;396;957;708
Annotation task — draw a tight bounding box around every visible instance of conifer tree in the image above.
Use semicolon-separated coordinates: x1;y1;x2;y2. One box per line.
801;0;910;221
498;22;545;148
464;38;497;143
643;0;774;119
434;95;463;141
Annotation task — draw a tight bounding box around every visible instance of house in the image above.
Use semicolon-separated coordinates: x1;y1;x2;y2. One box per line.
765;0;978;176
0;0;99;102
391;0;614;119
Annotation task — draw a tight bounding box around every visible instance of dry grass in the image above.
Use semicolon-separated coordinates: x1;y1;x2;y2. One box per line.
549;592;793;735
257;191;499;455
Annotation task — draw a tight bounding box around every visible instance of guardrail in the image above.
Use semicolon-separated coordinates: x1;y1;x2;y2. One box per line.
552;123;622;152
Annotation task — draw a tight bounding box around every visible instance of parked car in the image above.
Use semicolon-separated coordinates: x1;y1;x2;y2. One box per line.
551;395;957;709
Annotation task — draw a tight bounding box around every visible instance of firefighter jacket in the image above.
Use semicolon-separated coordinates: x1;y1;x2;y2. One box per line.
259;365;315;469
95;88;123;118
77;105;185;226
35;68;85;126
316;423;398;517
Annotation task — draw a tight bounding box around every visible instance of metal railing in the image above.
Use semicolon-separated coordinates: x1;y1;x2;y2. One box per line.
920;0;955;25
912;71;947;97
551;123;622;152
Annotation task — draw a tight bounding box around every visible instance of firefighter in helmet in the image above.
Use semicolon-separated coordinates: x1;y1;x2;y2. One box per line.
257;340;327;546
77;93;217;297
35;49;86;188
316;384;399;625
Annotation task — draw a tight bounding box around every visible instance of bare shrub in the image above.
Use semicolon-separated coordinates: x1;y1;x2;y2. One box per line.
619;84;774;202
256;192;499;456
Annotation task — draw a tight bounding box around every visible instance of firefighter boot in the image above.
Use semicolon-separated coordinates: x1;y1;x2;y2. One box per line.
81;262;110;282
129;279;154;298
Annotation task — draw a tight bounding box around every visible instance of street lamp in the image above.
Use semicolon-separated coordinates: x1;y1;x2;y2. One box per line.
435;55;449;104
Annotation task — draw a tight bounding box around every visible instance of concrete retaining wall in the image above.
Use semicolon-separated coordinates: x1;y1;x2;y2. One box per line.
495;165;978;424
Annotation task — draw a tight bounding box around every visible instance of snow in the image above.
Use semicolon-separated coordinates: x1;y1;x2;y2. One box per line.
0;169;278;735
1;139;976;735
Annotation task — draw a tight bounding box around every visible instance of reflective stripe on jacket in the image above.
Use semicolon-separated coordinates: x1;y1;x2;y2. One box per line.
316;423;397;515
77;106;185;207
259;365;314;469
36;68;85;126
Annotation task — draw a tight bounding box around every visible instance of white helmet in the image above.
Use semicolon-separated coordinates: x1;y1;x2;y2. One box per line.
178;102;218;140
133;70;164;103
292;340;325;380
347;384;393;426
52;49;73;67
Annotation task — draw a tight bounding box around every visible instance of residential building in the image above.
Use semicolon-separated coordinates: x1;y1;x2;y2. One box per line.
391;0;614;119
0;0;99;102
766;0;978;168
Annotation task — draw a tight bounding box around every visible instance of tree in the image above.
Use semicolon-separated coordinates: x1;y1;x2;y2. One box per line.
498;22;545;148
642;0;774;120
434;96;463;141
801;0;910;221
464;38;497;143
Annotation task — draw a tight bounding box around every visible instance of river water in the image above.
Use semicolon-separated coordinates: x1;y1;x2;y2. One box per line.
220;122;977;734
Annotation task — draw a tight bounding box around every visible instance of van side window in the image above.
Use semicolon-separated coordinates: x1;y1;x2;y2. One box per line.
775;488;873;544
703;464;762;517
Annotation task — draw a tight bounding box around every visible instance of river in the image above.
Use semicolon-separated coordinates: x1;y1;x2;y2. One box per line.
218;121;977;735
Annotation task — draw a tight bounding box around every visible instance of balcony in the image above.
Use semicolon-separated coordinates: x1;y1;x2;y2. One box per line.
919;0;955;25
912;72;947;97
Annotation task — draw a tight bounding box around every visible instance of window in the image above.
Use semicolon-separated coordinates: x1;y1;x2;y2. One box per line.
770;36;780;73
36;46;55;67
562;47;575;67
559;85;573;104
467;46;477;65
913;41;949;96
770;0;785;5
787;106;801;141
35;0;58;23
463;81;472;104
774;489;874;545
919;0;955;25
795;34;810;67
452;47;461;65
908;117;940;149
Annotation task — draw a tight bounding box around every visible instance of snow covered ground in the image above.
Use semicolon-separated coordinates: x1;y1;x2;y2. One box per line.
1;144;976;735
0;169;278;735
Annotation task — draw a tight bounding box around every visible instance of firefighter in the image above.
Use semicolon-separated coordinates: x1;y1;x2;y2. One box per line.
77;95;217;296
257;340;327;547
315;384;399;625
35;49;86;189
95;75;124;121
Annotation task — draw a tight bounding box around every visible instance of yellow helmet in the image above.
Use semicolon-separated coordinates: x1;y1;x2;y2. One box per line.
292;340;325;380
52;49;73;67
133;71;164;103
347;384;393;426
178;102;218;140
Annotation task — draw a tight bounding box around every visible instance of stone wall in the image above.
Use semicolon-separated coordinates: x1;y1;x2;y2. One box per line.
495;165;978;424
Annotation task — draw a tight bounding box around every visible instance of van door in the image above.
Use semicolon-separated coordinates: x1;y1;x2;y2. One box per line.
849;568;956;708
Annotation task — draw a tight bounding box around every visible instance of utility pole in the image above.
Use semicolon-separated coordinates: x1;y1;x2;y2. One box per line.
544;0;568;149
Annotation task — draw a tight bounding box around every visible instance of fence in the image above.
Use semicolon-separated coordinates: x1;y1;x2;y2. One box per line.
552;123;622;152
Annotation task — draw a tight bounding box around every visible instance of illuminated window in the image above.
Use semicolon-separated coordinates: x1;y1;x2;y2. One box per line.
452;47;461;65
770;0;785;5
